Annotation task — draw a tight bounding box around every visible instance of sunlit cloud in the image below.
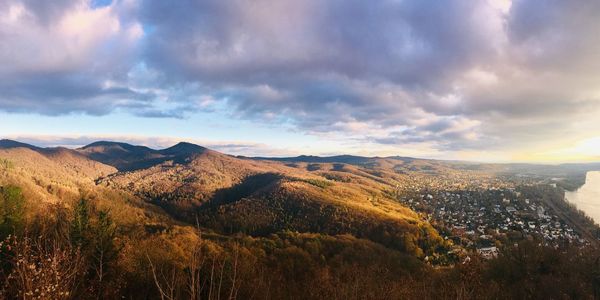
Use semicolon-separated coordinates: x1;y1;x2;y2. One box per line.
0;0;599;162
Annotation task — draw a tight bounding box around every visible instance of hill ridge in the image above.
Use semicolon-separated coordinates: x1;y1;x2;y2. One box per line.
0;139;41;150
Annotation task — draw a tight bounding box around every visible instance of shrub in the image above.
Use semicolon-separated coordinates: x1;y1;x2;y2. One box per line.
0;159;13;170
293;178;333;189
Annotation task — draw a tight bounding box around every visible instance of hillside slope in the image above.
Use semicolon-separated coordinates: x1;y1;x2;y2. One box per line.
0;141;116;203
97;144;443;254
0;140;177;231
0;139;445;256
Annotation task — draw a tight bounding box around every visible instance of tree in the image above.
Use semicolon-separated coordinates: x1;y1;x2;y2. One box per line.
70;199;90;247
0;185;25;237
91;210;119;291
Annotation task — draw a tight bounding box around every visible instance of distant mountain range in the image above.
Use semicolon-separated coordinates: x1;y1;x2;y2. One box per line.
77;141;207;171
2;138;598;176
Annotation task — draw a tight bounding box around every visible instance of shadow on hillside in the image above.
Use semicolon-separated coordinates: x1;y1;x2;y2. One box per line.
204;173;283;208
332;163;346;171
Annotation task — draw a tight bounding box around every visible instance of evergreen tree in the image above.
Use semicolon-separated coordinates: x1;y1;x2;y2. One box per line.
91;210;118;285
0;185;25;237
71;198;90;247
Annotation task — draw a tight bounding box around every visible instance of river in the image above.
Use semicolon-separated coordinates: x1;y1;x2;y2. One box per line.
565;171;600;225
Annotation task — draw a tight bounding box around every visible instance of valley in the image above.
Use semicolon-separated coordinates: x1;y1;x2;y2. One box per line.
0;139;599;299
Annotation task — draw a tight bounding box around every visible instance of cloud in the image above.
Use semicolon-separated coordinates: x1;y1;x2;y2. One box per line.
1;0;600;156
134;0;525;150
0;0;150;115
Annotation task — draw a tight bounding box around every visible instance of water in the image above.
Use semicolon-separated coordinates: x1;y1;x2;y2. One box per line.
565;171;600;224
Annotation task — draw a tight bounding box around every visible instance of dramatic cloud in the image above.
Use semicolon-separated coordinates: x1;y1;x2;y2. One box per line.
1;0;600;157
0;0;152;115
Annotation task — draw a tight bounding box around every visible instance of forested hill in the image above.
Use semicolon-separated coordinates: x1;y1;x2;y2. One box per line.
1;139;600;298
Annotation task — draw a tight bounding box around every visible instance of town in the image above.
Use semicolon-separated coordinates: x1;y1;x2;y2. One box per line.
398;183;589;260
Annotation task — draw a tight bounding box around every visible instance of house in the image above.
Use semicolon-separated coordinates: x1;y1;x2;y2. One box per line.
477;246;498;259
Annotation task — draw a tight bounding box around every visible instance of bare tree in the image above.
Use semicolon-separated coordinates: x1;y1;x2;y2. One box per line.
146;242;241;300
147;253;180;300
3;236;85;299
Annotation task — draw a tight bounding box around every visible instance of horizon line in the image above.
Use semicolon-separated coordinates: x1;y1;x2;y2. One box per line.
2;138;600;166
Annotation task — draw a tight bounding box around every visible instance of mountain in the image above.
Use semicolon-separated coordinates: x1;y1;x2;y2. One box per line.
253;154;430;167
2;139;600;298
0;139;115;178
0;139;41;151
159;141;207;156
2;139;599;252
256;153;474;170
0;139;443;254
254;154;374;164
77;141;165;171
96;146;436;252
77;141;206;171
0;140;117;205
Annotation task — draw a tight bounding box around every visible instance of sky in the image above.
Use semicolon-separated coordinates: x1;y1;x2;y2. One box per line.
1;0;599;162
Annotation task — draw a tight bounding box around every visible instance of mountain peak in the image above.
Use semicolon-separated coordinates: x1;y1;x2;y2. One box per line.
160;142;206;156
82;141;137;150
